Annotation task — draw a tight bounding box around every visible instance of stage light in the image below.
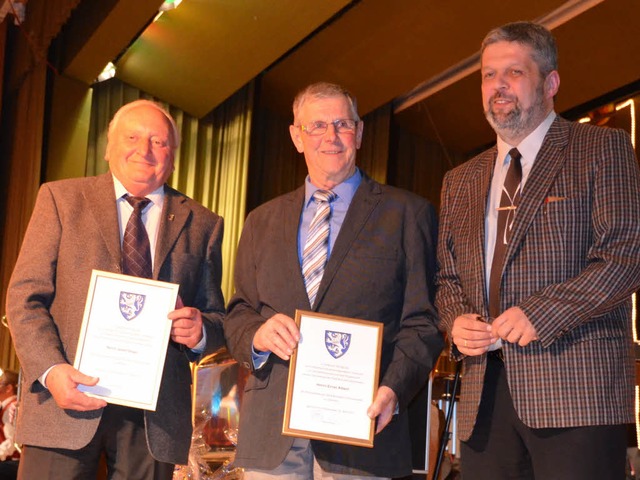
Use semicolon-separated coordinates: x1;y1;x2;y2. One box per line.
159;0;183;12
95;62;116;83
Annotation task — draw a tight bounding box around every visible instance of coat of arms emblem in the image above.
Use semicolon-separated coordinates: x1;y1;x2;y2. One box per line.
325;331;351;359
119;292;146;321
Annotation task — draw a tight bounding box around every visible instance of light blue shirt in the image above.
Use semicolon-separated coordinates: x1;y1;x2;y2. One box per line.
253;168;363;368
298;168;362;264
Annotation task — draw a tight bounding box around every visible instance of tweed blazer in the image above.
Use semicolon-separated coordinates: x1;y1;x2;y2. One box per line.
6;173;226;464
224;174;444;478
436;116;640;441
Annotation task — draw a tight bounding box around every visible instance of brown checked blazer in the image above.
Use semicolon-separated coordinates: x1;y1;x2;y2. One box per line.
436;116;640;441
6;173;226;464
224;174;444;478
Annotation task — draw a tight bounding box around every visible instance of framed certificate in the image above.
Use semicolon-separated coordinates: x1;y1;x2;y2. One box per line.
283;310;383;448
73;269;179;411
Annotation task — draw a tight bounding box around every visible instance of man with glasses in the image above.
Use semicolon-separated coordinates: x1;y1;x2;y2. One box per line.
436;22;640;479
225;82;443;479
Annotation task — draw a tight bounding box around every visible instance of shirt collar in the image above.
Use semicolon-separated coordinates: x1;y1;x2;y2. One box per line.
112;174;165;207
497;111;556;167
304;168;362;207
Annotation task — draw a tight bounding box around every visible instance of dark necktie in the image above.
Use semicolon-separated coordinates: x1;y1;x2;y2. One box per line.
122;195;152;279
302;189;337;308
489;148;522;318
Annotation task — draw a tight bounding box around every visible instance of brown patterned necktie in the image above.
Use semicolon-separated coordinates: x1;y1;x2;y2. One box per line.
122;195;152;279
489;148;522;318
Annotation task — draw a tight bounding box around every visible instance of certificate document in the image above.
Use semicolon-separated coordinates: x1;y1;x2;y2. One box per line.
283;310;383;448
73;269;179;411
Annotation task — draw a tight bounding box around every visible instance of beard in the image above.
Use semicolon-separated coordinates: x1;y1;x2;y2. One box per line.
485;84;547;140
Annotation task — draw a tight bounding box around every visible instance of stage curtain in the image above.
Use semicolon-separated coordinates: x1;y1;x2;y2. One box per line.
358;103;391;184
0;0;82;372
86;78;253;302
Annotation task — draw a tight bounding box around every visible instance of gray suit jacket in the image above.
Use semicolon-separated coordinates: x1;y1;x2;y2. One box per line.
224;174;443;478
6;173;226;464
436;117;640;440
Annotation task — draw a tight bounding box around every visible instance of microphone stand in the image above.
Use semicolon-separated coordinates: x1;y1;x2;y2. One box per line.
433;361;461;480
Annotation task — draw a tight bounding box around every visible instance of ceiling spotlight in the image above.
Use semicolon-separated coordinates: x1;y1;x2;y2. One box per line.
95;62;116;83
159;0;183;12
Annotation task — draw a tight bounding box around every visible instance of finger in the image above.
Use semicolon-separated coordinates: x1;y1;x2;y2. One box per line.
268;322;299;349
495;321;515;340
69;392;107;411
457;346;491;356
168;307;196;321
455;336;495;351
67;367;100;387
518;328;537;346
505;330;521;344
255;326;295;360
273;317;300;343
269;336;294;360
375;409;393;433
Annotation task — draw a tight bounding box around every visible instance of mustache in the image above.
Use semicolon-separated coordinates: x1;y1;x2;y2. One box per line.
490;91;516;103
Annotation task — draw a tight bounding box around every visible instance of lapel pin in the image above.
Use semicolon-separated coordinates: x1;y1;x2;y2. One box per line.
168;214;175;221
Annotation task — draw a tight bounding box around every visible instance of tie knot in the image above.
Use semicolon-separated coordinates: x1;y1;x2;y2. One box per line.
125;195;151;212
313;189;337;204
509;148;522;163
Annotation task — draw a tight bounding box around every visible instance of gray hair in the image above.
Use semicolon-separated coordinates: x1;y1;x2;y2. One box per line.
482;21;558;79
292;82;360;124
107;99;180;150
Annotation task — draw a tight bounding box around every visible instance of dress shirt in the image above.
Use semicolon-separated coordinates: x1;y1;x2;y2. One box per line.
113;176;164;268
484;111;555;348
297;168;362;265
253;168;363;368
40;177;204;387
113;177;206;352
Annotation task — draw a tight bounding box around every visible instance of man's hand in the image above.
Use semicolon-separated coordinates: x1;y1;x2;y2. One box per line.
451;313;497;356
46;364;107;411
168;304;204;349
367;386;398;434
492;306;538;346
253;313;300;361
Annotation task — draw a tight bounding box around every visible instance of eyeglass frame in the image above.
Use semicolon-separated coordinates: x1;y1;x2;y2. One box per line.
296;118;359;136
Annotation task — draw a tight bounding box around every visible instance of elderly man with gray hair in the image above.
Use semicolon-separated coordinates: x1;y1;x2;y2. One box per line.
7;100;226;479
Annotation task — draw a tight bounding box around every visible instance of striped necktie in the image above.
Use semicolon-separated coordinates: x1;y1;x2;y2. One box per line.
302;190;337;308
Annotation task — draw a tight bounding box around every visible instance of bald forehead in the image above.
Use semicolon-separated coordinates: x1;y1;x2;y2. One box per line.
110;103;178;148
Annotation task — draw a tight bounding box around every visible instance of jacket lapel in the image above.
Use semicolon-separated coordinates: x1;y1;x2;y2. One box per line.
84;173;121;269
505;116;570;259
154;186;191;279
470;148;496;310
313;175;380;309
284;187;313;309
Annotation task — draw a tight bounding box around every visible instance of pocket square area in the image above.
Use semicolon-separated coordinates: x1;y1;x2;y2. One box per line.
545;196;568;203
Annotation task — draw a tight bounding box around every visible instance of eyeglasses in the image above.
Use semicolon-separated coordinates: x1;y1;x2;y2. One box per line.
298;119;358;136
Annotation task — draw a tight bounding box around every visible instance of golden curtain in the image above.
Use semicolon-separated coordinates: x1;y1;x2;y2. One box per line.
86;78;253;303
